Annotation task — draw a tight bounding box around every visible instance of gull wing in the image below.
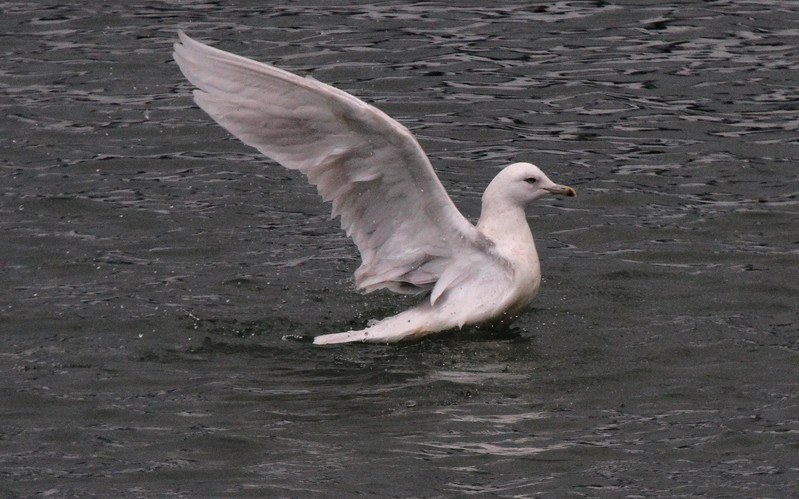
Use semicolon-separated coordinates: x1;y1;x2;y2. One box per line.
173;31;504;295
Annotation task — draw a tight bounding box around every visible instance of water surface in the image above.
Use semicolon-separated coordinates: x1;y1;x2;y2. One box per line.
2;1;797;496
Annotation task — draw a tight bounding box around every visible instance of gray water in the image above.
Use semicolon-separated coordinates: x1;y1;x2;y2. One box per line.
2;1;798;497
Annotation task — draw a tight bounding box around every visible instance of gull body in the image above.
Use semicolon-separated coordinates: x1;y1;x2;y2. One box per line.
172;32;575;344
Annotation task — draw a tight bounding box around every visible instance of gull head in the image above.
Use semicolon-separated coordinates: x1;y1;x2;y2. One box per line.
486;162;576;207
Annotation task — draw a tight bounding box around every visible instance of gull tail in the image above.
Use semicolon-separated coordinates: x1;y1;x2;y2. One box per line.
313;304;440;345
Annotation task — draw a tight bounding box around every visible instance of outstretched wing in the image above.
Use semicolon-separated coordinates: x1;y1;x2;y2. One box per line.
173;31;503;295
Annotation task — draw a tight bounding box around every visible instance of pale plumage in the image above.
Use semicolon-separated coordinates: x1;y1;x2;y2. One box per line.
172;31;575;344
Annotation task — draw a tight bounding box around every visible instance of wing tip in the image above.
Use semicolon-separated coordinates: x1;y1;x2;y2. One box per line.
313;331;369;345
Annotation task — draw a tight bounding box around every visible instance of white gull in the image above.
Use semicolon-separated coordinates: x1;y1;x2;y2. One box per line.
172;31;576;345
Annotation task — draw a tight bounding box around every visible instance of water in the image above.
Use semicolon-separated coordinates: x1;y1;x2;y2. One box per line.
2;1;797;496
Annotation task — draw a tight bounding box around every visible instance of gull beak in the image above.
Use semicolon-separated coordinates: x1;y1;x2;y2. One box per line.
545;185;577;197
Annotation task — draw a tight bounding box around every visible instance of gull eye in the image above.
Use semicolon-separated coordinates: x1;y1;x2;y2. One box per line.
525;177;537;184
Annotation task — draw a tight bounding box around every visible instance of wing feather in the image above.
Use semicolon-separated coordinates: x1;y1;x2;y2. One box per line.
173;31;508;295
